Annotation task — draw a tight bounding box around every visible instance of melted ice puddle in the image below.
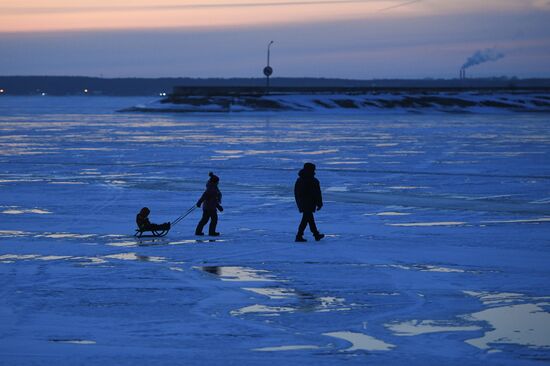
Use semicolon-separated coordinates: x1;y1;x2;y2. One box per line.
323;331;395;352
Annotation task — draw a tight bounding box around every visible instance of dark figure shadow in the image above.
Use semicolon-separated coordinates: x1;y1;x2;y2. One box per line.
195;172;224;236
294;162;325;242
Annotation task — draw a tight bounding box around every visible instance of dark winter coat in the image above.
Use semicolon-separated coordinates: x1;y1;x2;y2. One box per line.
294;169;323;213
136;213;151;230
197;182;223;212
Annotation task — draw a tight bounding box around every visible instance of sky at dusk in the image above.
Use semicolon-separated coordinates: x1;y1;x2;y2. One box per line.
1;0;549;78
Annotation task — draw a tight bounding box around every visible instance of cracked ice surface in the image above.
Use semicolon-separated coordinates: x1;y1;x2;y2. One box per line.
0;96;549;365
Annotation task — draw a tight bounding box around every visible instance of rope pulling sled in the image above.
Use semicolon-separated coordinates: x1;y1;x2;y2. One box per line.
134;205;197;238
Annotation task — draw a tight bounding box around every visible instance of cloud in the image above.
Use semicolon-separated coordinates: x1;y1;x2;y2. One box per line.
0;1;409;14
379;0;421;12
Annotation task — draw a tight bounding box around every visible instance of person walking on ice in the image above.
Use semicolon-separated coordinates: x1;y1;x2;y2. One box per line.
195;172;224;236
294;162;325;242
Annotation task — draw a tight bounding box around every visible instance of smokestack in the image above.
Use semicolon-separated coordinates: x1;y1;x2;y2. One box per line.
459;68;466;80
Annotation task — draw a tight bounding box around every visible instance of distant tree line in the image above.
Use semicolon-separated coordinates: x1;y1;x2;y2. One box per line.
0;76;549;96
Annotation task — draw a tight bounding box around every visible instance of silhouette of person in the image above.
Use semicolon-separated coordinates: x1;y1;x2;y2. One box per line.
136;207;170;231
294;162;325;242
195;172;224;236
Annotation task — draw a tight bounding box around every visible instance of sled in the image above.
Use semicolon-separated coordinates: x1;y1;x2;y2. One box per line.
134;226;170;238
133;205;196;238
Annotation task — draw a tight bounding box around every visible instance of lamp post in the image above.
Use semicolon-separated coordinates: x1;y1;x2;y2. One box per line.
263;41;274;94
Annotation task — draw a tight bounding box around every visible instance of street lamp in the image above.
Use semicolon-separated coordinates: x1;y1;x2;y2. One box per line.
263;40;274;93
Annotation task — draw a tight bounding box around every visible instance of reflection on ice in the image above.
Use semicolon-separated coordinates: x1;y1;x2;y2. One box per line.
387;264;467;273
465;304;550;350
388;186;428;190
0;254;40;262
1;206;51;215
0;252;167;265
315;297;350;312
36;233;96;239
480;217;550;225
325;161;365;165
104;252;166;263
48;181;87;185
389;218;550;228
388;221;467;227
325;186;349;192
464;291;550;351
253;345;320;352
373;263;469;273
38;255;72;261
197;266;277;282
107;241;140;247
242;287;296;299
0;230;29;237
387;319;481;336
231;304;295;316
323;331;395;352
239;287;351;314
50;339;96;345
76;257;108;265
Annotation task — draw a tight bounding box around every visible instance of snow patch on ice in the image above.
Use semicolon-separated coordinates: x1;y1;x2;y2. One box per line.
323;331;395;352
387;320;481;336
464;291;550;351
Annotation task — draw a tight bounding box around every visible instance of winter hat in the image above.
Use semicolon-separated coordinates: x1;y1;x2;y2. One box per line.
303;162;316;172
208;171;220;183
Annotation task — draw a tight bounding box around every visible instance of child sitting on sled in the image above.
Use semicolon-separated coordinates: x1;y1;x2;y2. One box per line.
136;207;170;232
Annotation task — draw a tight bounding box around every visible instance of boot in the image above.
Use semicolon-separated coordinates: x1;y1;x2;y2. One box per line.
314;233;325;241
195;231;204;236
295;235;307;242
209;232;220;237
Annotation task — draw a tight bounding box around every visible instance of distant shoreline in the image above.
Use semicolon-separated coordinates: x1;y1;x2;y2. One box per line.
121;90;550;114
1;75;550;96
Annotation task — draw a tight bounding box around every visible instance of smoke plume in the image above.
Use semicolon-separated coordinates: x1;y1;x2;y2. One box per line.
462;48;504;70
